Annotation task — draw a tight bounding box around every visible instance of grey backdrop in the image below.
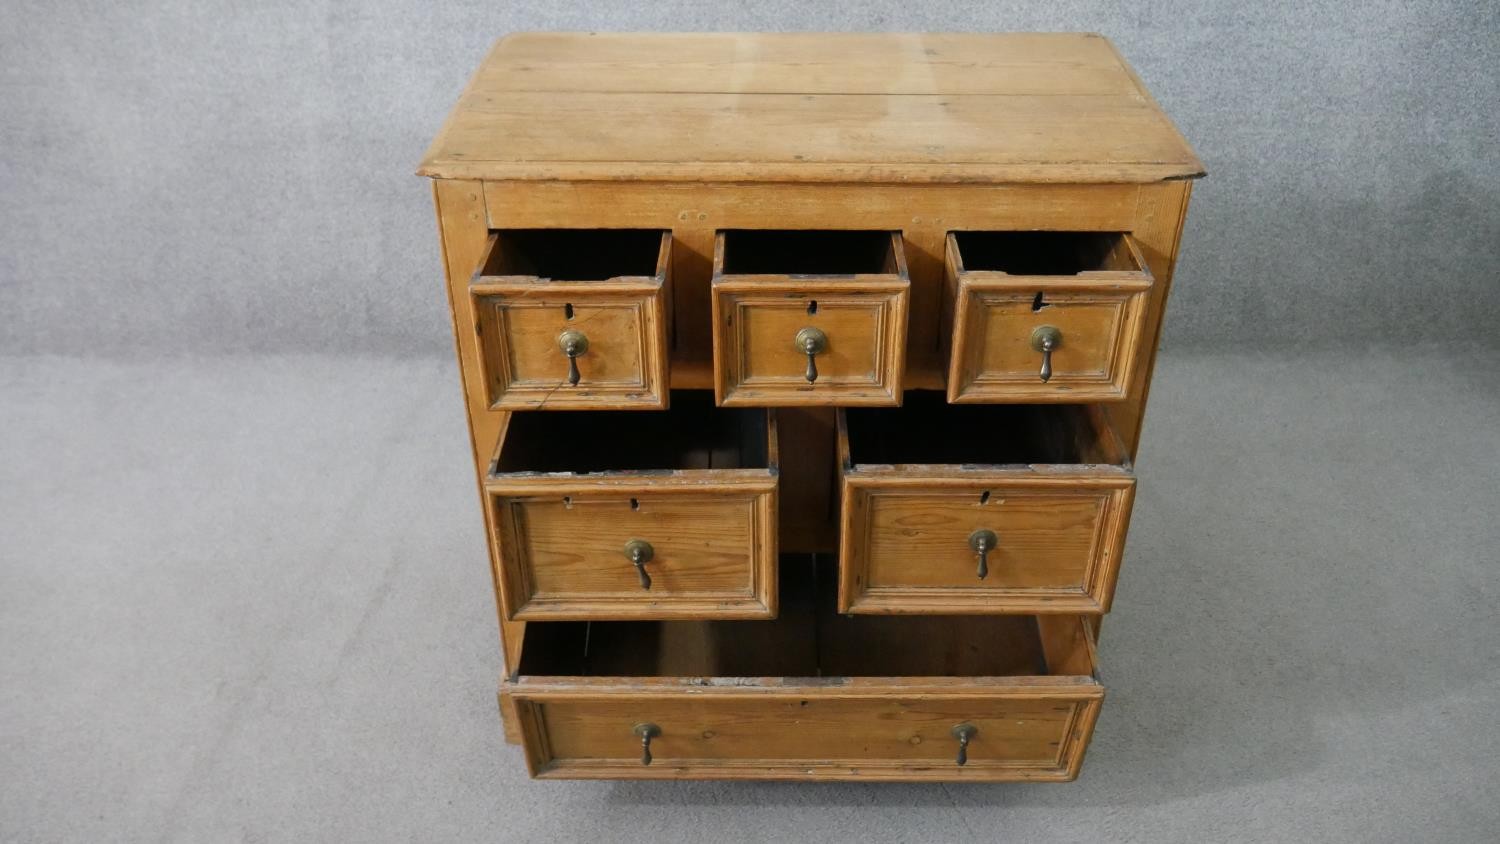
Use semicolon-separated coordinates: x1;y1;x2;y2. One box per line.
3;1;1498;357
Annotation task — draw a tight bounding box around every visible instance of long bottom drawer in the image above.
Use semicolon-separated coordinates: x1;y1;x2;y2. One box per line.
501;558;1104;781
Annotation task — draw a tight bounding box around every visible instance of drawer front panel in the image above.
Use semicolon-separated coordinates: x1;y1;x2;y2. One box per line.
840;475;1134;614
470;229;671;410
476;293;665;407
714;285;907;405
711;230;911;407
492;482;777;620
945;232;1152;403
509;682;1102;781
958;289;1142;397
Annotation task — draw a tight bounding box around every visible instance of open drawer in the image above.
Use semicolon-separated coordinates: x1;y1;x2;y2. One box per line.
838;394;1134;614
485;392;778;620
711;230;909;407
470;229;672;410
945;231;1153;403
502;559;1103;781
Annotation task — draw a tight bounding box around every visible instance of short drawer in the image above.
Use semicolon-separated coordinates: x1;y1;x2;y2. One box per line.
711;230;909;407
503;560;1103;781
837;395;1134;614
945;231;1153;403
485;392;777;620
471;229;672;410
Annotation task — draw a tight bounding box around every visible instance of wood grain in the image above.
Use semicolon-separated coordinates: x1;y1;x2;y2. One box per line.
485;411;779;621
840;476;1135;614
503;609;1104;781
712;232;910;406
419;33;1203;183
489;482;778;620
513;691;1099;781
482;180;1144;379
772;407;837;552
423;31;1203;775
1106;180;1195;457
432;180;526;743
945;232;1154;403
836;405;1135;614
470;231;671;410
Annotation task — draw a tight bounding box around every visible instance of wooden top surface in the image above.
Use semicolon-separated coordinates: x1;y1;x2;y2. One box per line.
418;33;1203;184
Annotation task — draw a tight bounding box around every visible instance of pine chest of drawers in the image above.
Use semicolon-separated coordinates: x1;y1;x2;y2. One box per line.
419;32;1201;782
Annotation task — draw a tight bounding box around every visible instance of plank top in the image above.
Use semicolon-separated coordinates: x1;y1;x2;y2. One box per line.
418;33;1204;184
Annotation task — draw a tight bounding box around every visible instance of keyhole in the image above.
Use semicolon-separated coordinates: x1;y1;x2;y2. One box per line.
807;300;818;315
630;498;640;511
1031;292;1050;312
564;303;575;320
979;490;991;505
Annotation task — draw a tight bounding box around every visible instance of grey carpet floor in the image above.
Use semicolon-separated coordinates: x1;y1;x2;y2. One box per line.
2;348;1497;842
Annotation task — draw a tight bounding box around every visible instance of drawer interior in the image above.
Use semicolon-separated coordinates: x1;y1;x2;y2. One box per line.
492;391;769;475
720;230;901;276
517;557;1091;679
843;392;1127;467
952;231;1141;276
480;228;666;281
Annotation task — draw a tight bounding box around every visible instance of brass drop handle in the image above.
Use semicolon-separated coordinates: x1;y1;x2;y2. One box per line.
951;723;977;766
1030;325;1062;383
794;327;828;383
968;529;998;580
623;539;653;590
557;329;589;386
633;722;661;766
